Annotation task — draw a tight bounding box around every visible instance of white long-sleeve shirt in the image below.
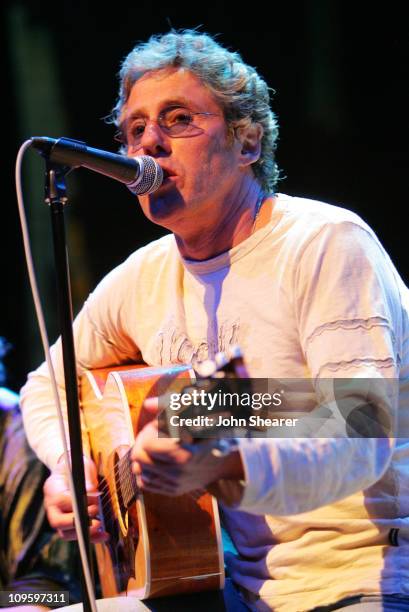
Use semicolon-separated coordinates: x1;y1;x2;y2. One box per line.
21;194;409;610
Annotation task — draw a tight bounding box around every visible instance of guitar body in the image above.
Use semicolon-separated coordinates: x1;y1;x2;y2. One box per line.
80;364;224;600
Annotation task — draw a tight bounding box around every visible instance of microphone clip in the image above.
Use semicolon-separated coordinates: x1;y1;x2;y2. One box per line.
44;161;70;206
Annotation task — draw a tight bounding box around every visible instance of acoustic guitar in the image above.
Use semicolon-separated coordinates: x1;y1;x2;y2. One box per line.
80;362;225;600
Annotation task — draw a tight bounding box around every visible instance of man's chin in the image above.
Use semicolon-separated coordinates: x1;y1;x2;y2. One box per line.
139;189;186;226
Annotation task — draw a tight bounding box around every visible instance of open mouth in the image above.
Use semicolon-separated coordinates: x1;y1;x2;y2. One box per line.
160;168;178;186
162;168;176;178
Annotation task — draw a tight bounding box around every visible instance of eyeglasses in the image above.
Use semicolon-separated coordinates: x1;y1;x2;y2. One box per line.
115;106;220;152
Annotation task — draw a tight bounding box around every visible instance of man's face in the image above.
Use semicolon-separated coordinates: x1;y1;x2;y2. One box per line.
121;68;245;230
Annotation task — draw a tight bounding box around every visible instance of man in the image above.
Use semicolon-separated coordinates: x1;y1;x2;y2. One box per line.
21;30;409;611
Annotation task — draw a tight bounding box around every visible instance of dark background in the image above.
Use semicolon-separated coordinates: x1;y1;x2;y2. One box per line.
1;1;407;390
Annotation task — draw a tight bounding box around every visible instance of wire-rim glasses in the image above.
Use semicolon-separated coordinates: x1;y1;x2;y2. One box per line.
114;106;220;152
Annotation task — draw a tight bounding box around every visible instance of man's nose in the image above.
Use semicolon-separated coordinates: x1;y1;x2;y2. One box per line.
139;121;171;156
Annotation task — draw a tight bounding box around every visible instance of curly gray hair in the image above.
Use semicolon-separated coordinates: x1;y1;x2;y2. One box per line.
111;30;280;192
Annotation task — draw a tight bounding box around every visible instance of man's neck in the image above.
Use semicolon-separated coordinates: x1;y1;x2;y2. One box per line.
174;181;271;261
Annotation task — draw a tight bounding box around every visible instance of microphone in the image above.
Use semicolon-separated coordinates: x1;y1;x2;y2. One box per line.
30;136;163;195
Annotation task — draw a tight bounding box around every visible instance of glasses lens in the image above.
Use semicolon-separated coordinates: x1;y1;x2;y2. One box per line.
163;108;194;136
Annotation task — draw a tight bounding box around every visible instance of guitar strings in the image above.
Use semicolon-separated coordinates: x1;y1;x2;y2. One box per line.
93;447;206;528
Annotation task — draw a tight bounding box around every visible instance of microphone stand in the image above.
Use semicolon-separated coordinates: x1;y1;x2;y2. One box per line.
44;161;94;612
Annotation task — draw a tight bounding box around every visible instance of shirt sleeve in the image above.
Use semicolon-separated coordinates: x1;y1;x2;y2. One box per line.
234;221;403;516
20;255;143;469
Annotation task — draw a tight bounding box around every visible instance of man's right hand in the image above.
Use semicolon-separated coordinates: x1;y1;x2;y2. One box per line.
43;455;109;542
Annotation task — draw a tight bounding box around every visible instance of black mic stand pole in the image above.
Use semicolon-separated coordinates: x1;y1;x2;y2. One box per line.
44;161;94;612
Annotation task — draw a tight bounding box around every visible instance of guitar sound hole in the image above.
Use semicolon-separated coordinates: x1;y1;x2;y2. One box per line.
98;474;120;556
113;452;138;586
114;452;130;527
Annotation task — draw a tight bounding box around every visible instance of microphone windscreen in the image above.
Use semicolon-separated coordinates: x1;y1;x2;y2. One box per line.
127;156;163;195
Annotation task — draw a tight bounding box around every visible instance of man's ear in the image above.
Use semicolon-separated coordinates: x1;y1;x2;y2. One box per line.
237;123;263;167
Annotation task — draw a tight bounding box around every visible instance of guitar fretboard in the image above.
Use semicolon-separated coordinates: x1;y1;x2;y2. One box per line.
117;449;139;509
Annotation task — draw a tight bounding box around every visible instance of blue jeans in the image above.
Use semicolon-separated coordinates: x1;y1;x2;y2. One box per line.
311;593;409;611
224;582;409;611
